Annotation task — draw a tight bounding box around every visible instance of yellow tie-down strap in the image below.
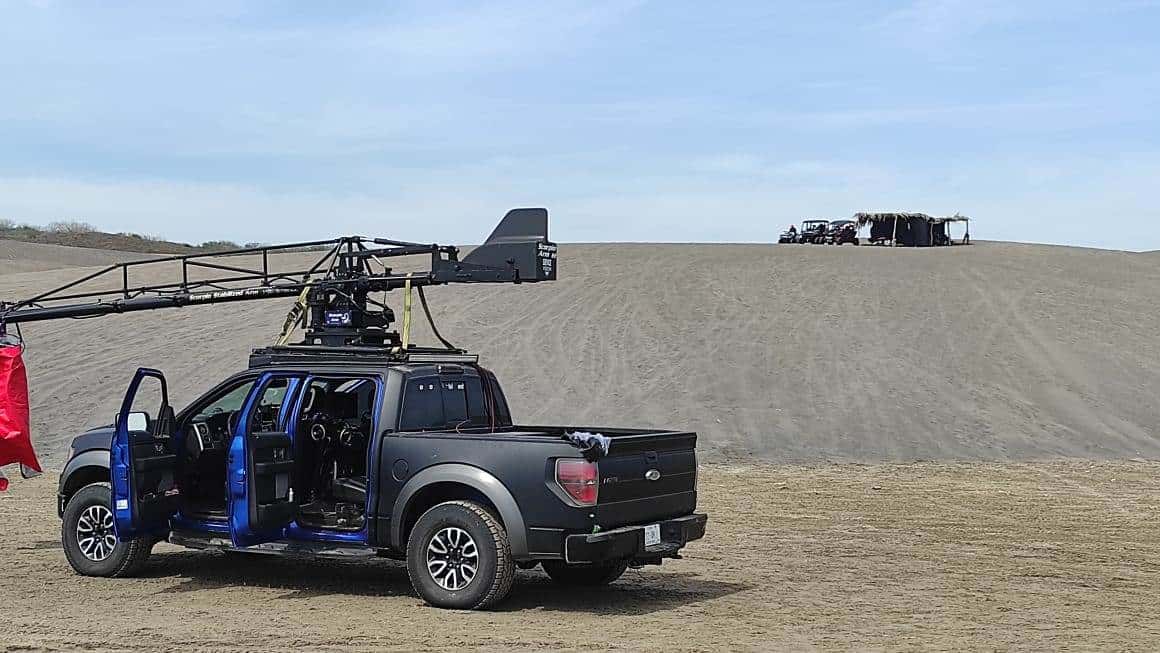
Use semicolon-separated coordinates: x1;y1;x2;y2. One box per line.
400;273;414;351
275;283;313;346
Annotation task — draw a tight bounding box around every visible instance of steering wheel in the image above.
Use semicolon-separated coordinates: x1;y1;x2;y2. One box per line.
301;407;333;442
338;424;359;447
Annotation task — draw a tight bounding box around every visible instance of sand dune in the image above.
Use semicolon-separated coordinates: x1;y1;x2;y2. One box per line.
2;240;1158;466
0;239;153;275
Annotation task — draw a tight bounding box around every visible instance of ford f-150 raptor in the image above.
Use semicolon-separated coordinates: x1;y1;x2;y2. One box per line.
3;209;708;610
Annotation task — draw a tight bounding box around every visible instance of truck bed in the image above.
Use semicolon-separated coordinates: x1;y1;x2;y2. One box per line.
388;425;698;535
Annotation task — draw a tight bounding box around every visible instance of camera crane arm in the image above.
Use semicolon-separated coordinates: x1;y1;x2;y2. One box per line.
0;208;558;349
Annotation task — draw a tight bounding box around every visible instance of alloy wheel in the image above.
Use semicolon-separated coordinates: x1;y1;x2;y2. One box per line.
76;504;117;562
426;526;479;591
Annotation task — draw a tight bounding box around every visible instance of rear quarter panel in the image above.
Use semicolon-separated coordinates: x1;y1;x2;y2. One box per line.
376;432;592;557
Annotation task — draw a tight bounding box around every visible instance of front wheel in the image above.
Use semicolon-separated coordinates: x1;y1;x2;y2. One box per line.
406;500;515;610
542;559;629;586
61;483;154;577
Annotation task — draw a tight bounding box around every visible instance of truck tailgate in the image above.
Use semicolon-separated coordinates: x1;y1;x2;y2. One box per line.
594;431;697;529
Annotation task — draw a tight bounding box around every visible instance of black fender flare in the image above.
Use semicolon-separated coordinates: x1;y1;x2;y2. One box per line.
57;449;110;515
390;463;528;557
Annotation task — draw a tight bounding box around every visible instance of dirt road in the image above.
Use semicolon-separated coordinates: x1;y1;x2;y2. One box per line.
4;460;1159;651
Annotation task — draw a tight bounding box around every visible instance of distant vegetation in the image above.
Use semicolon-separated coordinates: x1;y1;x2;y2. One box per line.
0;218;251;254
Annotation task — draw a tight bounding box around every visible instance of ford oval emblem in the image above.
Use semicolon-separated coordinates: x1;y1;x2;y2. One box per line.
645;469;661;482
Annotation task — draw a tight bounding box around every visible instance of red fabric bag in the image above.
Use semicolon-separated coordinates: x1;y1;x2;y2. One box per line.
0;343;42;486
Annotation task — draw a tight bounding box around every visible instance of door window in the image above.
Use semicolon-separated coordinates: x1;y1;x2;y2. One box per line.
189;381;255;423
481;370;512;427
184;379;256;451
125;375;168;438
247;377;295;433
399;377;444;431
443;377;492;429
398;374;498;432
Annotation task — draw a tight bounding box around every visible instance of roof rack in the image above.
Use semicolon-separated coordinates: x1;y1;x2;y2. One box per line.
247;344;480;369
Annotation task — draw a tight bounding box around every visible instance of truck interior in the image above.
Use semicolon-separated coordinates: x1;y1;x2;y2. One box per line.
178;374;377;532
294;376;376;531
180;378;256;519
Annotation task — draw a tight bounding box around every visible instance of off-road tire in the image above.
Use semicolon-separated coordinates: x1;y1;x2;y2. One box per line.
542;559;629;586
61;483;154;578
406;500;515;610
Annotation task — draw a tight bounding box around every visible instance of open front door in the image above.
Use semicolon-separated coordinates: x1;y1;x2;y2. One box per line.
228;373;300;547
111;368;179;540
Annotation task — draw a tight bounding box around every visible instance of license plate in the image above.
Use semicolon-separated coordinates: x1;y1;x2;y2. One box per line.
644;523;661;547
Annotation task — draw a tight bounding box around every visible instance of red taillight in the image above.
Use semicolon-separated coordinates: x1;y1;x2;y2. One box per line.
555;459;598;507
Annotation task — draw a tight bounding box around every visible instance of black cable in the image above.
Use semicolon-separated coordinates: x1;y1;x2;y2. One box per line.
417;286;457;350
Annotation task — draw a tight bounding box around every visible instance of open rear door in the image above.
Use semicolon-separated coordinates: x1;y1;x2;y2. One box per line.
111;368;179;540
228;373;300;547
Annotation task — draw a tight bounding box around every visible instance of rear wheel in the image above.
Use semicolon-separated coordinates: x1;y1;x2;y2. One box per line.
542;559;629;586
406;500;515;610
61;483;154;577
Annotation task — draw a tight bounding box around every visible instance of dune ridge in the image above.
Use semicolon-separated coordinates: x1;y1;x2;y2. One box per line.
1;239;1157;466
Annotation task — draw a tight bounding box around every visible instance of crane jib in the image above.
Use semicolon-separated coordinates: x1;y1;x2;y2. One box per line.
0;207;556;338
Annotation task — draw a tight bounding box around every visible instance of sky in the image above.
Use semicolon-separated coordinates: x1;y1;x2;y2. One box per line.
0;1;1158;250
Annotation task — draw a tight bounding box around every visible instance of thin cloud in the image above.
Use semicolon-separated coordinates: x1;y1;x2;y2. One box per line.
874;0;1019;41
352;1;643;66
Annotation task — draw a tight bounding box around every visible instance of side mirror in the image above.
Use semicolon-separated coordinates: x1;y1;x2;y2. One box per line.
125;411;151;433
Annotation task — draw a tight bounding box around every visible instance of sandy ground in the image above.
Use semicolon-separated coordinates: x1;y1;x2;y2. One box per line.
0;240;150;275
2;239;1158;466
2;461;1159;652
3;239;1160;651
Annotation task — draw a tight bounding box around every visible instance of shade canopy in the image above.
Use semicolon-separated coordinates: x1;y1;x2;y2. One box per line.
854;212;971;247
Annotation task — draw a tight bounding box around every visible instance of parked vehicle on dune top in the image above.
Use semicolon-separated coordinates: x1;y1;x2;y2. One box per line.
1;209;707;611
799;220;829;244
826;220;858;245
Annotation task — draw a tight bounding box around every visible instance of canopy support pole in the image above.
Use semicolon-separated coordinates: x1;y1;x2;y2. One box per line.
892;216;899;246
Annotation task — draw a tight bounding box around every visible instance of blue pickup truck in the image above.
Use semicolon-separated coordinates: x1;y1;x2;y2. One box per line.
57;346;707;610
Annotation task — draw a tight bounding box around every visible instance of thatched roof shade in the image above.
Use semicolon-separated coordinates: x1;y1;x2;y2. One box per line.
853;212;970;225
854;212;934;225
933;213;970;223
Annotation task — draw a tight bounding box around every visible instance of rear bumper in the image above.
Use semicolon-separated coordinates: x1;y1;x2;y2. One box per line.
564;513;707;564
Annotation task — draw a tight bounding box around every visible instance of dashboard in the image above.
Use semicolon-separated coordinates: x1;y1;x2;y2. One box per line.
189;410;236;452
186;388;370;454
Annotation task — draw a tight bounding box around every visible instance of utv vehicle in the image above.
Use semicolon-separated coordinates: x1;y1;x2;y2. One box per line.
2;209;708;611
799;220;829;244
827;220;858;245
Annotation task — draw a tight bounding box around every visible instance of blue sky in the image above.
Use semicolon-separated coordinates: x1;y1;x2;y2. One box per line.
1;1;1158;250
